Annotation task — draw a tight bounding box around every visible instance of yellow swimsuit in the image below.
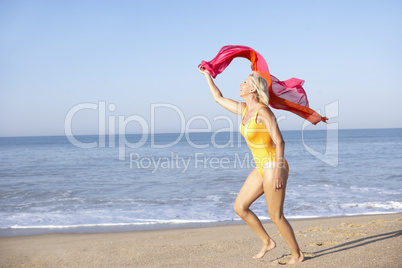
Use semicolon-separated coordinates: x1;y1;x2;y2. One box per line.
240;105;289;177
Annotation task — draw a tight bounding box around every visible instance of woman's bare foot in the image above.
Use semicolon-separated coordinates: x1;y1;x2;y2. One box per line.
253;239;276;259
287;250;304;264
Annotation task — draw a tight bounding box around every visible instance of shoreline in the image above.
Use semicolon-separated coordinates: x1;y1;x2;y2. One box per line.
1;213;401;267
0;212;399;238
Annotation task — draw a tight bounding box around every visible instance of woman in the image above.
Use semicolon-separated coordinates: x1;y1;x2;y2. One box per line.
199;66;304;264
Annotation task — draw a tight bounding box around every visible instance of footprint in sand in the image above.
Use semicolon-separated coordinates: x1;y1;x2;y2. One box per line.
367;219;387;226
306;226;322;232
372;219;387;224
325;228;348;234
340;219;388;228
339;222;364;228
342;232;366;237
295;231;305;236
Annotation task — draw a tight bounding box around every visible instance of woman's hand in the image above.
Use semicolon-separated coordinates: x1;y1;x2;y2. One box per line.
274;168;284;191
199;66;210;76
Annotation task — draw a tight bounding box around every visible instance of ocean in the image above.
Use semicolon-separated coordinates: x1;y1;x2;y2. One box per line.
0;129;401;237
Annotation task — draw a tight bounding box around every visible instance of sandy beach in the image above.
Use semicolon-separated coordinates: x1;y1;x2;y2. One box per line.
0;213;401;267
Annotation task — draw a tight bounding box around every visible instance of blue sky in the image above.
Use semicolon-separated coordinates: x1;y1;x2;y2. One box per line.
1;0;401;137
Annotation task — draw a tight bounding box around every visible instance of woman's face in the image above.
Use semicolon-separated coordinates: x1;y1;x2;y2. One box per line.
239;76;254;97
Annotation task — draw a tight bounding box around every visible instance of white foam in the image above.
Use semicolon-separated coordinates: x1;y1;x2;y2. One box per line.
340;201;402;210
0;219;222;230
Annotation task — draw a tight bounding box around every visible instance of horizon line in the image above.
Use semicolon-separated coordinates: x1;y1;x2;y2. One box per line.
1;127;401;139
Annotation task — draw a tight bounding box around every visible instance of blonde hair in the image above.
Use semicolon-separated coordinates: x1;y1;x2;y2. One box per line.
249;71;269;106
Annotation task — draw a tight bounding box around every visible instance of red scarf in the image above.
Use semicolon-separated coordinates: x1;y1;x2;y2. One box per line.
199;45;327;125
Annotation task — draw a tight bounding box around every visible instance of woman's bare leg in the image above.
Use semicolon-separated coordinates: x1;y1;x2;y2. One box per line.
234;168;276;259
263;165;304;264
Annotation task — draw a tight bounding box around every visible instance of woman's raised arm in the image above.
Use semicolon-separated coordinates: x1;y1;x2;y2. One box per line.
200;67;245;115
